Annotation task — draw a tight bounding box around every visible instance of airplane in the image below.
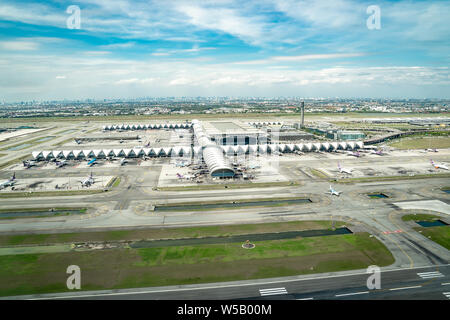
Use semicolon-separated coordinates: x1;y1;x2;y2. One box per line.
55;160;67;168
0;172;16;190
430;159;448;170
74;139;82;145
337;163;352;174
87;158;97;167
426;148;438;153
327;185;341;196
120;158;127;166
176;173;195;180
79;173;95;187
23;160;37;168
347;151;361;157
370;149;387;156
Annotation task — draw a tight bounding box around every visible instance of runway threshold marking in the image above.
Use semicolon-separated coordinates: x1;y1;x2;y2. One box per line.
417;271;444;279
259;287;288;296
335;291;368;297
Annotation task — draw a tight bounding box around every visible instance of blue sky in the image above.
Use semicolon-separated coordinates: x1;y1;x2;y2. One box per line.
0;0;449;101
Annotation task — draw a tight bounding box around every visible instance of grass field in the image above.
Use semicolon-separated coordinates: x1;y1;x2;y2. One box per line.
0;136;56;151
401;214;442;222
309;168;329;179
388;136;450;149
0;232;394;297
413;226;450;250
0;189;105;198
0;154;31;170
0;220;344;246
0;207;87;220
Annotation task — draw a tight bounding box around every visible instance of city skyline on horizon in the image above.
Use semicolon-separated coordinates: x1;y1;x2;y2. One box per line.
0;0;449;102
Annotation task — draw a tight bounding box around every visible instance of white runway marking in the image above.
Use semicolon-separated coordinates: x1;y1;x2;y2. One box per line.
389;285;422;291
335;291;369;297
259;287;288;296
417;271;444;279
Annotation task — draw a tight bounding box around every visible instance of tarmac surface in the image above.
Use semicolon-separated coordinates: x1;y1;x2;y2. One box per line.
0;120;449;300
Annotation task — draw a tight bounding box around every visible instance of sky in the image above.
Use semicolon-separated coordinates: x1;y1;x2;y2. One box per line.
0;0;449;101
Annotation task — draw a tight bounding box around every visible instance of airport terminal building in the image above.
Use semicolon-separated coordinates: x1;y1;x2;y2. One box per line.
32;119;364;178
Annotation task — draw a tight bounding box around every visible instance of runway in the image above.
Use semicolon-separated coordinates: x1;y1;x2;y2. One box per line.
6;264;449;300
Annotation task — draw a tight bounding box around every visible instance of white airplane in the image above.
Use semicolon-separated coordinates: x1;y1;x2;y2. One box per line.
370;149;387;156
430;159;448;170
176;173;195;180
79;173;95;187
0;172;16;190
120;158;127;166
347;151;361;157
337;163;352;174
23;160;37;168
56;160;67;168
327;185;341;196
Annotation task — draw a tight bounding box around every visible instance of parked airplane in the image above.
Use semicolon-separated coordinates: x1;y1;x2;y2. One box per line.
327;185;341;196
347;151;361;157
248;163;261;169
0;172;16;190
370;149;387;156
337;163;352;174
23;160;37;168
430;159;448;170
79;173;95;187
87;158;97;167
176;173;195;180
120;158;127;166
56;160;67;168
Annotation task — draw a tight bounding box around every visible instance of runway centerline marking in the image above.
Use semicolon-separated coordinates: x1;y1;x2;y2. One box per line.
389;285;422;291
335;291;369;297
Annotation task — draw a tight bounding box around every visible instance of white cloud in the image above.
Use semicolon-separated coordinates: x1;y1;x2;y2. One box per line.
0;40;39;51
114;78;156;85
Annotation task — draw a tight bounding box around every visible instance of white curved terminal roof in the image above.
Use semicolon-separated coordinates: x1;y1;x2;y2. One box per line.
192;119;235;177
